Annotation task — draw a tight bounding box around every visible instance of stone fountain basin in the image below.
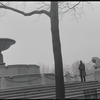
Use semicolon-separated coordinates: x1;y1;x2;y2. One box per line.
0;38;16;51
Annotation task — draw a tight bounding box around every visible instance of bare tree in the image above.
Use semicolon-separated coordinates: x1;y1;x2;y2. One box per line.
40;63;50;74
63;64;71;75
71;61;80;75
0;1;91;99
85;61;95;74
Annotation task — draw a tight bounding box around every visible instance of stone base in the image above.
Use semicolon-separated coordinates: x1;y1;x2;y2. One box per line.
94;69;100;81
1;77;6;89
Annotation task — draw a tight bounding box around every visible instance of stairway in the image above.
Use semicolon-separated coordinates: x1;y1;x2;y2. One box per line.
0;81;99;99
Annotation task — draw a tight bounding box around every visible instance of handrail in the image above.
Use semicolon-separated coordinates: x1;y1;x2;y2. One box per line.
64;72;94;79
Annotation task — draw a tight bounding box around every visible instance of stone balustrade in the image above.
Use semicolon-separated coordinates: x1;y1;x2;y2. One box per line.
0;73;55;89
0;64;97;89
1;64;40;77
0;73;96;89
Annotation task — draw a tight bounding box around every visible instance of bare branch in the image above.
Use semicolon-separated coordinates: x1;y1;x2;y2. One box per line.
58;1;90;21
0;2;91;21
0;4;50;17
59;2;81;14
0;2;10;7
0;2;5;6
36;2;50;11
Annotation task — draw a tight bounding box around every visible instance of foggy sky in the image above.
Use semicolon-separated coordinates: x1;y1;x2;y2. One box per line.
0;2;100;69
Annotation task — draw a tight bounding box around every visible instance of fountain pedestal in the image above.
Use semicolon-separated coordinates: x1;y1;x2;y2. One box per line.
0;38;15;65
0;38;15;89
1;77;6;89
0;52;5;65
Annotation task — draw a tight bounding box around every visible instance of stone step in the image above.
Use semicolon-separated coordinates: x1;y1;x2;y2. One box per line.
24;86;100;99
0;81;99;99
4;83;99;95
0;81;98;95
5;86;100;99
0;81;98;92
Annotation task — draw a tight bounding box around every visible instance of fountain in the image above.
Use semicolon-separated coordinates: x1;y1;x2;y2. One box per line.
0;38;16;65
92;57;100;81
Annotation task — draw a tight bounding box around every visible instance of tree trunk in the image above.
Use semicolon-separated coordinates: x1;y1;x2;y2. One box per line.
50;2;65;99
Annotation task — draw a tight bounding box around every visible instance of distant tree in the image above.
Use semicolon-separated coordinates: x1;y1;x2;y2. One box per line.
63;64;71;75
85;61;95;74
0;1;91;99
40;63;51;74
72;61;80;75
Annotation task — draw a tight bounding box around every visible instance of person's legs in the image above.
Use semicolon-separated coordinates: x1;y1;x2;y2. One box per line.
80;76;83;82
83;76;86;82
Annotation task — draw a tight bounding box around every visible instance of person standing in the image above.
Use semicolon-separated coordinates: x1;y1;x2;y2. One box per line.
78;60;86;82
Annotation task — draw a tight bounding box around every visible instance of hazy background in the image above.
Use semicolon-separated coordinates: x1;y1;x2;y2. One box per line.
0;2;99;71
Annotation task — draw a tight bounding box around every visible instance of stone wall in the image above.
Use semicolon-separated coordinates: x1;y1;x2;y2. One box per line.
0;73;55;89
0;64;41;89
3;74;42;88
0;64;96;89
0;64;40;77
42;73;55;85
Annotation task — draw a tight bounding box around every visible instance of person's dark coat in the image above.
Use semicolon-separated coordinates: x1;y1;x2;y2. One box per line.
79;63;86;77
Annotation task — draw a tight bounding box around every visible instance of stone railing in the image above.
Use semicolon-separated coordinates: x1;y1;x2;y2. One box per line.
0;64;96;89
0;73;55;89
0;72;96;89
64;72;95;82
0;74;42;89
